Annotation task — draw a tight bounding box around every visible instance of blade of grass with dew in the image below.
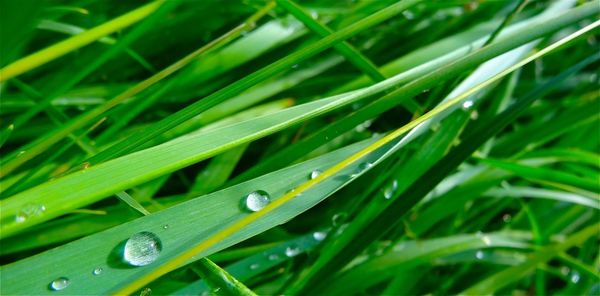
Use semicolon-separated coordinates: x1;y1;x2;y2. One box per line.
0;136;395;295
291;48;600;294
234;1;598;182
324;232;531;294
461;223;599;295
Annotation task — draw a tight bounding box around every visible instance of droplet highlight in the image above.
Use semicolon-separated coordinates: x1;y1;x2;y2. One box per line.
123;231;162;266
285;245;301;257
309;169;322;180
313;231;327;241
242;190;271;212
49;277;70;291
383;180;398;199
15;203;46;223
92;267;103;276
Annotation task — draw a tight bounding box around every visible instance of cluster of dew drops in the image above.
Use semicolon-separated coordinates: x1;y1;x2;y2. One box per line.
46;166;370;292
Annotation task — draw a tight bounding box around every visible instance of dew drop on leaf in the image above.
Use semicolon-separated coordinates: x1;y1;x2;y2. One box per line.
309;169;322;180
49;277;70;291
123;231;162;266
313;231;327;241
92;267;103;276
383;179;398;199
285;245;301;257
243;190;270;212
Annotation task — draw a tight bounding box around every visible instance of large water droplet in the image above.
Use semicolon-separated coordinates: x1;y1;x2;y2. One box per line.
92;267;103;276
383;180;398;199
123;231;162;266
50;277;70;291
242;190;271;212
313;231;327;241
285;245;301;257
309;169;322;180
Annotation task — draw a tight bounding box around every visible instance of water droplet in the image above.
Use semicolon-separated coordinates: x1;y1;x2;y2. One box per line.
123;231;162;266
309;169;322;180
402;10;415;20
561;266;570;275
475;250;484;260
359;162;373;171
502;214;512;223
462;100;474;110
15;203;46;223
310;10;318;19
332;213;347;226
570;271;580;284
162;224;169;230
140;287;152;296
82;162;91;170
291;64;299;69
92;267;103;275
313;231;327;241
470;110;479;120
268;254;279;261
249;263;260;270
17;150;26;157
49;277;70;291
242;190;271;212
383;180;398;199
481;236;491;246
285;245;301;257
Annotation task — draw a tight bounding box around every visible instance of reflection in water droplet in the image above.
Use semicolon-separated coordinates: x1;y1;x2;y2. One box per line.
481;236;491;246
92;267;103;275
310;169;322;180
123;231;162;266
462;100;474;109
570;271;580;284
475;250;484;260
313;231;327;241
50;277;70;291
243;191;271;212
383;180;398;199
285;246;301;257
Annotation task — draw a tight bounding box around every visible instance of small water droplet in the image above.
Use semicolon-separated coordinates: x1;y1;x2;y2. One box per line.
359;162;373;171
15;203;46;223
140;287;152;296
310;10;318;19
470;110;479;120
402;10;415;20
162;224;169;230
49;277;70;291
462;100;474;110
561;266;570;275
332;213;347;226
309;169;322;180
285;245;301;257
17;150;26;157
313;231;327;241
268;254;279;261
383;180;398;199
82;162;91;170
570;271;580;284
502;214;512;223
291;64;299;69
242;190;271;212
475;250;484;260
481;236;491;246
123;231;162;266
92;267;103;275
249;263;260;270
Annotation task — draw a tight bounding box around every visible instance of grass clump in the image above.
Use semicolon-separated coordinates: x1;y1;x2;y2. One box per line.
1;0;598;295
